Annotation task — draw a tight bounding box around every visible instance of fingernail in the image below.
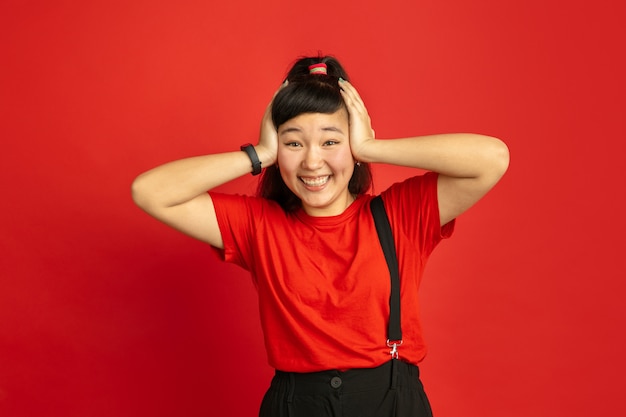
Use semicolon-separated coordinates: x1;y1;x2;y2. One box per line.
339;77;345;82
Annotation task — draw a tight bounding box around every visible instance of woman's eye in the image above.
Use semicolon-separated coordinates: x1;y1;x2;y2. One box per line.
324;140;338;146
286;142;301;147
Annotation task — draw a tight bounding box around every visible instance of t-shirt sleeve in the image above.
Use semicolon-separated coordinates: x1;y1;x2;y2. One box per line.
208;192;262;270
381;171;455;258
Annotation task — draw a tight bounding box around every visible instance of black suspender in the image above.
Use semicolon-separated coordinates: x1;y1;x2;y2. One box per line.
370;196;403;358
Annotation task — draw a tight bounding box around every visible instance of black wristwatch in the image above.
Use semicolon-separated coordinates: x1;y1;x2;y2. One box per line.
240;143;262;176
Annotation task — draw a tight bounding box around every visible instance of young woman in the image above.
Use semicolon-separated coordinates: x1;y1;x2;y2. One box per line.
132;55;509;416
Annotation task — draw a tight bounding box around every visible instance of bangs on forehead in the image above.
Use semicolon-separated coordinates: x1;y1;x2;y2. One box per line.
272;76;345;128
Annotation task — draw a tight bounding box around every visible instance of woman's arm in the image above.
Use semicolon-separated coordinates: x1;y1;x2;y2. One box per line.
340;80;510;226
131;98;278;247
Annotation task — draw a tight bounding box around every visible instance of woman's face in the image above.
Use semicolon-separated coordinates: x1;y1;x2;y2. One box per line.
277;109;355;216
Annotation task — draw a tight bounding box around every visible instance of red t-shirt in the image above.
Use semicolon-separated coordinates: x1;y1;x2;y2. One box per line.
210;172;454;372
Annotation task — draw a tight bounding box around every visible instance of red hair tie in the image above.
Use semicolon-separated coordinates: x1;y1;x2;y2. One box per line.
308;63;328;75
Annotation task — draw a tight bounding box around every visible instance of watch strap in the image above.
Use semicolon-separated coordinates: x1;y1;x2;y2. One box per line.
240;143;262;176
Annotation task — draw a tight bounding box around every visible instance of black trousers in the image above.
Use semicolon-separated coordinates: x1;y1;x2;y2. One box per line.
259;360;434;417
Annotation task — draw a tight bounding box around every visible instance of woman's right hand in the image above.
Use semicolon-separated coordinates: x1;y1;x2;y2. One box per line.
256;81;287;167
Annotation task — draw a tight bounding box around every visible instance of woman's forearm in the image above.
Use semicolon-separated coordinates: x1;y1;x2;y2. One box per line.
358;133;510;181
131;147;272;213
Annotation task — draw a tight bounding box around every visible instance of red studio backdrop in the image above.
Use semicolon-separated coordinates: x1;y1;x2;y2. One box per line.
1;1;625;416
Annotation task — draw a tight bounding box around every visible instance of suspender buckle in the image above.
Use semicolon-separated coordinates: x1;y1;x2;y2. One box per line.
387;339;403;359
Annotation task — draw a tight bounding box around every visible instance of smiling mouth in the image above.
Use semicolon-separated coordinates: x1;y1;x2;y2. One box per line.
299;176;330;187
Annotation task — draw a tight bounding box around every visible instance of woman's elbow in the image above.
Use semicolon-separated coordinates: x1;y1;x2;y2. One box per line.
496;138;510;174
487;136;510;182
131;173;154;212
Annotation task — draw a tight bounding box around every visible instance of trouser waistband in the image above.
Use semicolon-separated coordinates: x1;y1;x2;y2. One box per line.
273;359;419;400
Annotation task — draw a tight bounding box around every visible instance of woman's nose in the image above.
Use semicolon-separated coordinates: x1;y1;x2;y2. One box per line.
302;147;323;170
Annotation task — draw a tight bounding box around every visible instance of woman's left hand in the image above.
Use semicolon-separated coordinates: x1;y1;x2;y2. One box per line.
339;79;376;162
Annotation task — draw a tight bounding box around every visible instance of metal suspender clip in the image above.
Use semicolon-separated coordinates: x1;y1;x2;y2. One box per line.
387;339;403;359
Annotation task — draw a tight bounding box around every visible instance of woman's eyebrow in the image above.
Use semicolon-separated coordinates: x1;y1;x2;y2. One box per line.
279;126;345;135
279;126;302;134
321;126;345;134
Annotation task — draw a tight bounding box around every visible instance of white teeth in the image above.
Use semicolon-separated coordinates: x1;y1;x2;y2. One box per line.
300;176;329;187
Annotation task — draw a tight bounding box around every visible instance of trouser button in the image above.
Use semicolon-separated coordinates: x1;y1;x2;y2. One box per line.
330;376;342;388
